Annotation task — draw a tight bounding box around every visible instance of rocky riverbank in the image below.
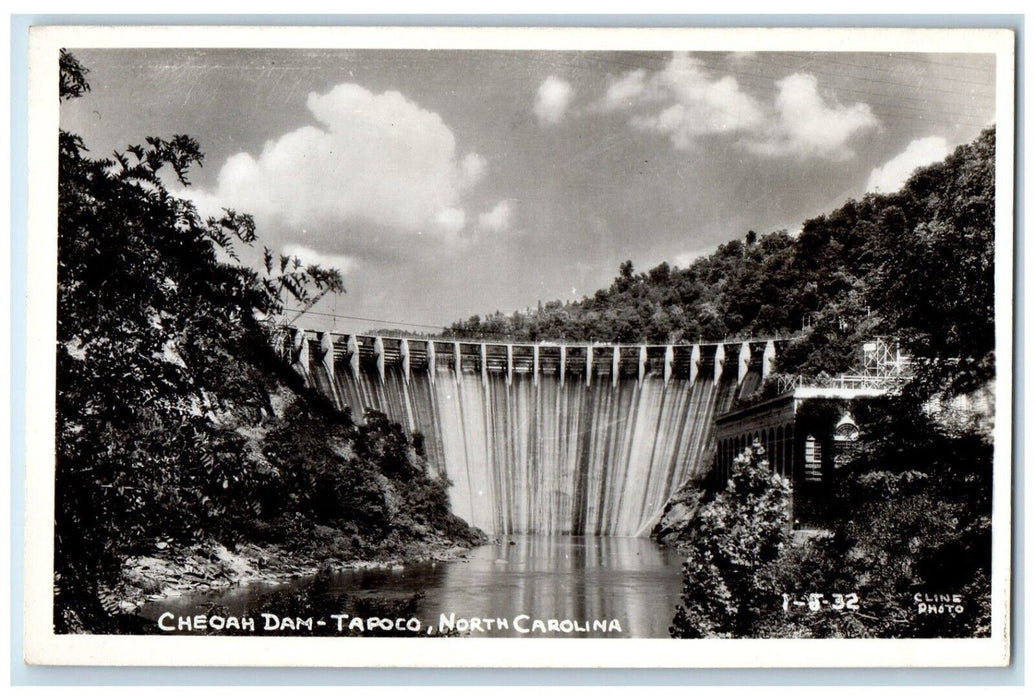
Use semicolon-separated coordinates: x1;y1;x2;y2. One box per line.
117;536;484;615
650;479;711;551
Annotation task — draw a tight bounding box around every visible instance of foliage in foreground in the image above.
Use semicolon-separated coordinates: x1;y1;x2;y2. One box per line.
55;52;480;633
670;443;792;638
671;393;993;639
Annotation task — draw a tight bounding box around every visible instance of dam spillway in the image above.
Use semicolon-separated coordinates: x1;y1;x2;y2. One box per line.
285;331;777;537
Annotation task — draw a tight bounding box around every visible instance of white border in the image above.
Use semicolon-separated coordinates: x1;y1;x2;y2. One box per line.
23;25;1015;668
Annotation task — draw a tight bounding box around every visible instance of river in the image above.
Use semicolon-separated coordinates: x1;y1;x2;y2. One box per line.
139;535;687;638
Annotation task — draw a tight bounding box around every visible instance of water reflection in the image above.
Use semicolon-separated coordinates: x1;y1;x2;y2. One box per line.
139;535;685;638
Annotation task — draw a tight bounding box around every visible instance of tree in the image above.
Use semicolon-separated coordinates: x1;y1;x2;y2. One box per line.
59;49;90;101
792;390;993;638
55;52;345;631
671;442;792;638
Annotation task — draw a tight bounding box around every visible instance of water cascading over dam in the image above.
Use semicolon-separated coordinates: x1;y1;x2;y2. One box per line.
285;330;778;537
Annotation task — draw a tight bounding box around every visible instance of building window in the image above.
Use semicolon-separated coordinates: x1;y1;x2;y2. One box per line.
804;434;822;483
833;413;861;469
784;424;793;478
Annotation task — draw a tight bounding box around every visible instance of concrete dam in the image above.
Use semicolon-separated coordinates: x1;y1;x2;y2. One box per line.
285;330;779;537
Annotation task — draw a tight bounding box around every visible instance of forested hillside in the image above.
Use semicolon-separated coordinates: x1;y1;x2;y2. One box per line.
449;128;995;386
601;128;997;639
55;52;482;633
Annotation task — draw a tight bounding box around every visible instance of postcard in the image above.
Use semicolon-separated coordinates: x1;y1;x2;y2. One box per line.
22;24;1014;667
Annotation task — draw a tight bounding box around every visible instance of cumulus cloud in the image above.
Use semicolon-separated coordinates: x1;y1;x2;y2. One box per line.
597;53;877;159
477;200;513;233
281;243;358;275
743;74;878;160
866;136;950;194
435;207;467;234
190;82;486;245
534;76;575;125
633;54;766;148
460;153;487;189
597;68;650;111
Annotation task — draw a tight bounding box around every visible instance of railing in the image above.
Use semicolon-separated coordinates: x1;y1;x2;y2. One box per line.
774;372;909;394
279;327;787;388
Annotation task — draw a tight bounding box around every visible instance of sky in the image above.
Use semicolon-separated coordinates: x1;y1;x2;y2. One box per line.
61;48;997;334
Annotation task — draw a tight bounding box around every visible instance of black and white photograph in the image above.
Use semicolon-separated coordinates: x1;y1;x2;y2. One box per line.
22;25;1014;667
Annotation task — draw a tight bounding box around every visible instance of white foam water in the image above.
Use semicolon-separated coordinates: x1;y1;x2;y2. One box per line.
303;350;747;537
